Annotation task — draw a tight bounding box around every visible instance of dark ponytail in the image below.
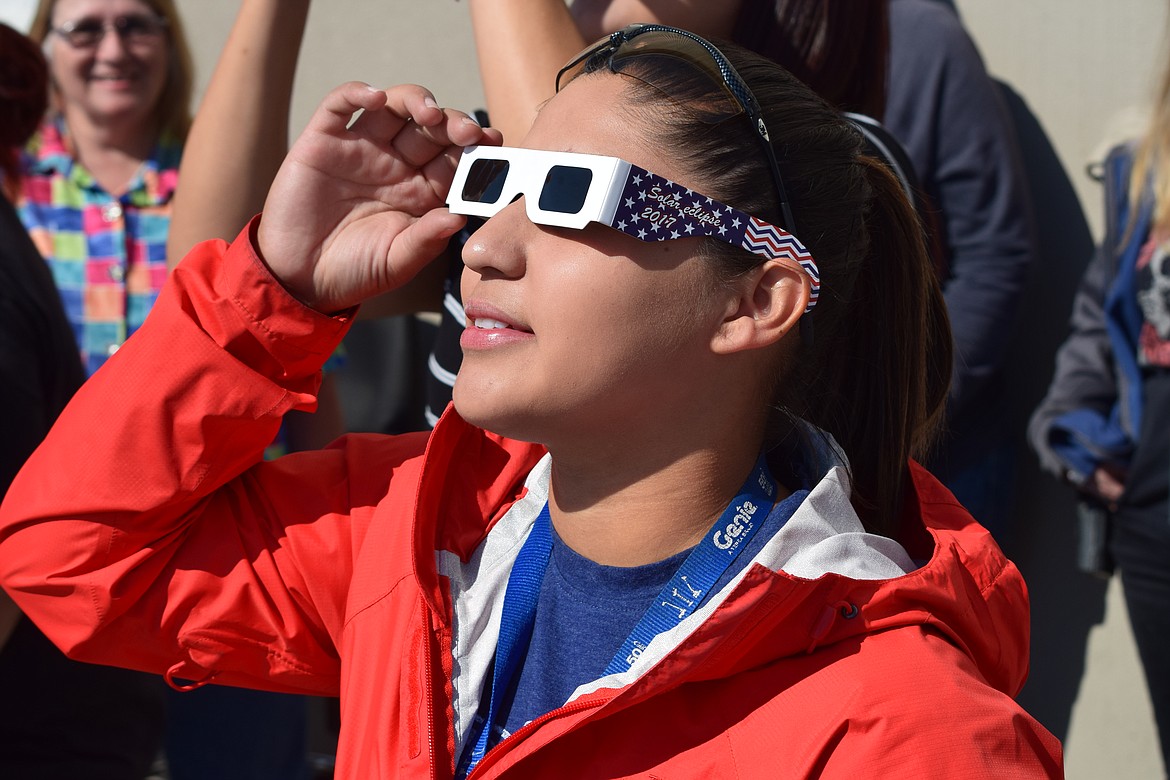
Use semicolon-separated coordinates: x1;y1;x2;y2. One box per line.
799;156;952;531
610;42;952;536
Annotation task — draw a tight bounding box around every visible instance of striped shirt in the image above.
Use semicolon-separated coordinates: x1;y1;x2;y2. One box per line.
18;118;181;377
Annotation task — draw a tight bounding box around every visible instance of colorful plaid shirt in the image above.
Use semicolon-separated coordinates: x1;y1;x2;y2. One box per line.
18;119;181;377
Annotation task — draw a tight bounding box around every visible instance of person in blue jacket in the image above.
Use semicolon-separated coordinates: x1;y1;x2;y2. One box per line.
1030;51;1170;771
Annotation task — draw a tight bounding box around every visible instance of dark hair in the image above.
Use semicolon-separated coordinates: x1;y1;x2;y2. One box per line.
0;23;49;190
731;0;889;120
609;43;951;536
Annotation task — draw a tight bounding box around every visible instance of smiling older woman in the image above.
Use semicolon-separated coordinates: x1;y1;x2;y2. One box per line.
15;3;324;778
0;24;1062;779
20;0;191;376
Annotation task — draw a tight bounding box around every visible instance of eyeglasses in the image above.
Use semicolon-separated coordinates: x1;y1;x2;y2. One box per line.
447;145;819;311
556;24;798;236
50;14;168;49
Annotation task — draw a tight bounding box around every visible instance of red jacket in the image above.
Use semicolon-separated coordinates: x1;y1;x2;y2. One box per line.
0;227;1062;778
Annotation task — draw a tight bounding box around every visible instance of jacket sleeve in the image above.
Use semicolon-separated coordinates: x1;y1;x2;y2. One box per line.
886;0;1037;419
821;695;1064;779
1028;224;1125;484
0;219;423;695
0;200;84;497
807;629;1065;778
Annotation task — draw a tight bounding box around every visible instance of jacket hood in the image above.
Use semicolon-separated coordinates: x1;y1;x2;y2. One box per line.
664;458;1030;697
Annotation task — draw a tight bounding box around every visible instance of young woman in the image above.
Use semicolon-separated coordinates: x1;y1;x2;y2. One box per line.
1030;36;1170;770
0;26;1061;778
465;0;1036;537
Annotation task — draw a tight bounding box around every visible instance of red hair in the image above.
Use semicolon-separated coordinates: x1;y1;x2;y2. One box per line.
0;23;49;194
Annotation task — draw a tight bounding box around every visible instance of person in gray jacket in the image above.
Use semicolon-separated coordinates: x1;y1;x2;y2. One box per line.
1029;55;1170;769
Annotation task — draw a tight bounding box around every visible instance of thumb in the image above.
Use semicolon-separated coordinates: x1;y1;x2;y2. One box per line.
384;209;466;285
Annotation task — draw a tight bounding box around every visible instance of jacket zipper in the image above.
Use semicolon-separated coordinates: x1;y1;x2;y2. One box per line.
464;697;605;779
423;599;437;780
425;653;436;779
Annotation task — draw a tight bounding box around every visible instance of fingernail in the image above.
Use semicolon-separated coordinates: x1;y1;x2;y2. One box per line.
424;96;439;110
462;116;482;127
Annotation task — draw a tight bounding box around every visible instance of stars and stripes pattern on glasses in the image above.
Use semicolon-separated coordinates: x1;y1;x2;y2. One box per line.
608;165;819;311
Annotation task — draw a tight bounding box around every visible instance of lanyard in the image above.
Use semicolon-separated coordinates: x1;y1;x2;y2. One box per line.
460;503;554;777
459;453;777;776
602;453;776;675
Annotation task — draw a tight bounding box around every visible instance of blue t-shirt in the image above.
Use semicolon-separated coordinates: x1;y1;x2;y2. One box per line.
497;485;809;738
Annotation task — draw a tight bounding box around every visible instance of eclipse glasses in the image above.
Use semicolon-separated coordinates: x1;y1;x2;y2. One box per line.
447;145;820;312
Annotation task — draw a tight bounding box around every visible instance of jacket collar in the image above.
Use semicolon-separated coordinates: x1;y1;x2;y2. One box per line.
634;459;1030;697
414;409;1030;703
411;406;546;617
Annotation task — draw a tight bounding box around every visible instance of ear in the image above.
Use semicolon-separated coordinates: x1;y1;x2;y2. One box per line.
710;260;810;355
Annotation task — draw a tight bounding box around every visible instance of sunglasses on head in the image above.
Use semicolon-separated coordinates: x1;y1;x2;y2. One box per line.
557;24;798;237
447;145;819;312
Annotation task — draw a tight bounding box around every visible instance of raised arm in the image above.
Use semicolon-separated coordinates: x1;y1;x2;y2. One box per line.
165;0;312;264
0;83;498;689
466;0;586;144
465;2;745;145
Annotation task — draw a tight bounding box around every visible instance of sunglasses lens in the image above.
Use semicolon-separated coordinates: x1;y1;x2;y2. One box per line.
119;15;157;37
613;36;725;87
557;29;742;123
65;20;104;46
538;166;593;214
462;158;511;204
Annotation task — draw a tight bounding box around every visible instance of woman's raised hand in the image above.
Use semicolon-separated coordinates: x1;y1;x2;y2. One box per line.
256;82;500;312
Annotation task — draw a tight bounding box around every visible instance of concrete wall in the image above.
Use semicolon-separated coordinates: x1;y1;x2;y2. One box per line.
4;0;1167;775
957;0;1166;240
175;1;485;129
